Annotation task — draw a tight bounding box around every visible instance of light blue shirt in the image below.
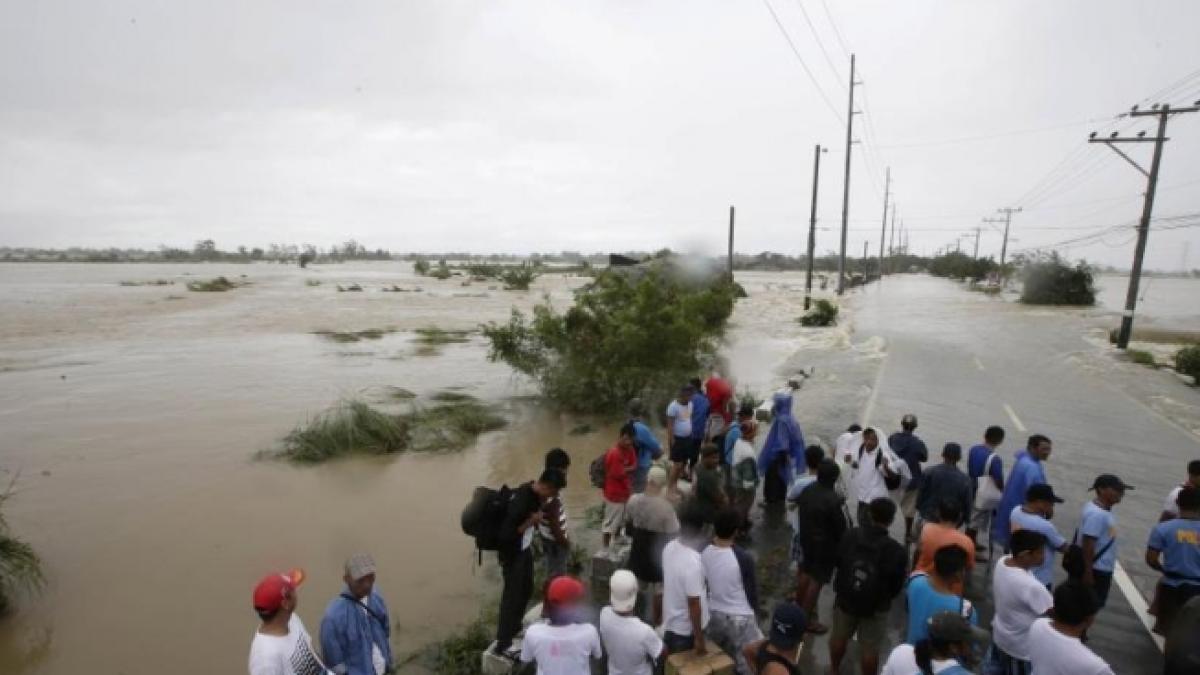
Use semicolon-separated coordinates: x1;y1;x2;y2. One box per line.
1078;501;1118;573
1010;506;1067;586
320;587;392;675
1148;518;1200;586
905;574;978;644
666;400;692;438
992;455;1046;547
723;424;741;465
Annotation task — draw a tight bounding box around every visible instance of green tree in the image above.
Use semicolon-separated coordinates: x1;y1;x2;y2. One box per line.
1018;252;1095;305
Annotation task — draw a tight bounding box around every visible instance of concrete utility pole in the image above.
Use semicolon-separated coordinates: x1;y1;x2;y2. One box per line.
1089;101;1199;349
805;145;827;310
887;203;896;273
836;53;858;296
862;240;869;277
878;166;891;282
972;226;981;259
727;205;735;280
985;207;1022;269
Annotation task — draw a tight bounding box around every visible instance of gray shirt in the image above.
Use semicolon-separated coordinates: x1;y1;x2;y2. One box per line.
625;493;680;534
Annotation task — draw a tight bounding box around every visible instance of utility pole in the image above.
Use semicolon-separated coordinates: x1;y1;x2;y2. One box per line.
862;240;869;278
836;53;858;295
972;226;981;259
727;205;735;280
887;204;896;273
805;145;827;310
1090;100;1199;349
984;207;1021;270
878;167;891;282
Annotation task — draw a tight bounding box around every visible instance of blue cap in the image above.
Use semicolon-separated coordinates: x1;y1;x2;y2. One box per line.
769;602;807;649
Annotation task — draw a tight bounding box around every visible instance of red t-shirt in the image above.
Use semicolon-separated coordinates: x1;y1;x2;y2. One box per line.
706;376;733;424
603;445;635;503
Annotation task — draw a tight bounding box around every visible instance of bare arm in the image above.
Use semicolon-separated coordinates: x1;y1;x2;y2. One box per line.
1082;536;1097;585
1146;548;1164;573
687;596;707;655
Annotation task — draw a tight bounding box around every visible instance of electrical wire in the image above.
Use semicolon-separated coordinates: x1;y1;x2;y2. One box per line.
791;0;845;85
818;0;853;58
759;0;845;125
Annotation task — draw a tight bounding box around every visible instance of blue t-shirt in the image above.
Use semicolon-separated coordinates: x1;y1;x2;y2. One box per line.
723;424;741;465
992;455;1045;546
967;444;1004;493
1010;506;1067;586
690;393;710;441
905;574;978;644
1078;501;1118;573
632;420;662;469
1148;518;1200;586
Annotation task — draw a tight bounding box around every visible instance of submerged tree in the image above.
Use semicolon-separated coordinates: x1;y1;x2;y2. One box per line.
0;475;44;614
483;261;737;413
1017;252;1096;306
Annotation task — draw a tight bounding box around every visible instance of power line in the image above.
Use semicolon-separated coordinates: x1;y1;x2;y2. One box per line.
876;118;1110;150
818;0;853;58
759;0;845;124
791;0;844;84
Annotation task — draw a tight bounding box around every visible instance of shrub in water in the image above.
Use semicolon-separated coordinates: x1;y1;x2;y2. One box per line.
928;252;996;281
0;480;45;614
1127;349;1155;366
798;299;839;327
186;276;237;292
281;400;410;463
499;265;538;291
1018;252;1095;306
1176;345;1200;382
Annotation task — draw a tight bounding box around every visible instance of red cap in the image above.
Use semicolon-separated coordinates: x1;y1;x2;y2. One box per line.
545;576;585;606
252;568;306;613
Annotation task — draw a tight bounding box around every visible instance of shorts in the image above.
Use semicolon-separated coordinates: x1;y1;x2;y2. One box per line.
602;499;627;535
670;436;698;464
900;489;919;519
1156;583;1200;635
663;630;698;655
830;605;887;652
707;610;763;674
984;643;1032;675
1091;570;1114;608
802;554;836;585
970;504;994;534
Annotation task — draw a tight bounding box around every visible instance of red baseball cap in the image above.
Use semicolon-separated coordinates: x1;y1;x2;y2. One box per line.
252;569;306;613
545;576;585;606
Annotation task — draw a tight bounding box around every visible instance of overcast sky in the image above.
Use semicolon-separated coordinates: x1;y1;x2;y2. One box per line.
2;1;1199;269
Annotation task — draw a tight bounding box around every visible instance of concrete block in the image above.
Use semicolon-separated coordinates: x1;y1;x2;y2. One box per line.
666;649;735;675
481;640;521;675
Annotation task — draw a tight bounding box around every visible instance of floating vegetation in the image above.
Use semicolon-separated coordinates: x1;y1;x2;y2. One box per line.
1127;349;1156;366
185;276;241;292
313;329;395;343
305;279;321;287
798;299;839;327
165;295;186;301
336;283;364;292
429;390;476;403
119;279;174;287
413;327;472;346
405;400;507;452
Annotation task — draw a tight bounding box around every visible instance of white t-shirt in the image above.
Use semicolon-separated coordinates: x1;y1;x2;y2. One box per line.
662;539;709;636
248;614;330;675
666;400;693;438
992;557;1054;660
701;545;754;617
1164;485;1184;518
599;607;663;675
520;622;602;675
851;446;901;504
1026;618;1115;675
880;643;917;675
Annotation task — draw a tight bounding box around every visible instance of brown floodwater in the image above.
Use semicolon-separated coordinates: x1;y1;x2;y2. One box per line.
0;261;843;675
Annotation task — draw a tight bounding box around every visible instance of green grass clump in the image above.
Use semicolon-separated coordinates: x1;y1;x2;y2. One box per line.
119;279;173;287
0;478;46;614
799;299;839;327
1176;345;1200;382
313;329;393;343
305;279;321;287
186;276;238;292
1127;349;1156;366
428;614;494;675
279;401;410;463
413;327;472;345
406;400;507;452
430;390;476;403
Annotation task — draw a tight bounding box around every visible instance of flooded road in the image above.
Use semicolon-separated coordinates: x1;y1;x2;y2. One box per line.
0;262;847;674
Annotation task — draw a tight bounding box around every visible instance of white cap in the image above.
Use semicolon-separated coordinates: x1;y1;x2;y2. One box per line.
609;570;639;613
647;465;668;487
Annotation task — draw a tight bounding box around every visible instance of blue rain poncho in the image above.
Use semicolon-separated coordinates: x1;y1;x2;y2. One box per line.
757;392;807;489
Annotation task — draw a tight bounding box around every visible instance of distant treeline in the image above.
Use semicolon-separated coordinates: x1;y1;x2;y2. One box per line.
0;239;393;263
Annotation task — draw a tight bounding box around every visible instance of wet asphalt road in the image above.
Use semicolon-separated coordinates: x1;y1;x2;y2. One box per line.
824;274;1200;674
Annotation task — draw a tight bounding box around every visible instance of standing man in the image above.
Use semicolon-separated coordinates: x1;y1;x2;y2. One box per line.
1077;474;1133;609
742;603;808;675
731;421;761;531
602;423;638;550
692;444;729;525
705;371;734;449
1161;459;1200;521
661;505;710;655
1026;583;1115;675
724;403;757;469
848;427;903;527
1009;484;1069;589
494;468;566;656
993;434;1052;549
913;500;976;595
520;576;603;674
794;460;847;635
916;443;972;531
627;400;662;493
828;498;908;675
249;569;331;675
703;509;763;674
987;530;1054;674
905;545;978;644
690;377;711;447
889;414;929;542
1146;486;1200;635
666;385;695;495
966;426;1005;549
625;466;680;626
539;448;572;579
320;554;392;675
599;570;665;675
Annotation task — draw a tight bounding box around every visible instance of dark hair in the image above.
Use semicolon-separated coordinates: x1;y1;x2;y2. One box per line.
1052;582;1099;625
862;427;878;439
689;377;703;390
700;443;720;457
847;424;863;433
913;637;958;675
936;498;963;525
1028;434;1050;448
255;608;280;622
804;444;825;470
545;447;571;470
619;421;636;439
1178;486;1200;512
933;544;969;578
538;468;567;490
1010;528;1047;555
1188;459;1200;476
869;497;897;526
713;508;741;539
816;459;840;487
984;425;1005;444
901;414;918;431
942;442;962;461
679;503;706;537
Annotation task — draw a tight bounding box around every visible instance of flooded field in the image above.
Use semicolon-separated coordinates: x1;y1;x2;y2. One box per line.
1094;273;1200;331
0;262;853;675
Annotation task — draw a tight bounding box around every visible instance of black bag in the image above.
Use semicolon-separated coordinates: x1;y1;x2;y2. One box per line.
589;454;607;489
858;447;902;491
461;484;512;552
1062;528;1114;579
835;532;885;616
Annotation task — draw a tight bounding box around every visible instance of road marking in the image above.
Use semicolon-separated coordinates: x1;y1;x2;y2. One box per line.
973;356;985;371
1114;562;1165;651
861;352;889;427
1003;403;1027;433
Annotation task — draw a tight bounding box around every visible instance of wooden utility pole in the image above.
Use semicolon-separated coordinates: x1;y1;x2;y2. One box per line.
887;203;896;273
805;145;826;310
878;167;891;281
836;54;858;295
861;240;869;277
727;205;735;280
972;226;981;259
1090;101;1199;349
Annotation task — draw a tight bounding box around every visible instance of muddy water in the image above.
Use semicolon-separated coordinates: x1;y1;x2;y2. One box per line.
0;262;848;675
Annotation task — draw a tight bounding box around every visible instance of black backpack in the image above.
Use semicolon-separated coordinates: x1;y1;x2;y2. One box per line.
858;446;902;491
461;485;512;553
836;532;885;616
1062;528;1114;579
589;454;607;489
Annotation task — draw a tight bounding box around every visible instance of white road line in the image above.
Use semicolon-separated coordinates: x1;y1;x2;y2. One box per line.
973;355;985;371
861;353;889;427
1113;562;1165;651
1003;403;1027;433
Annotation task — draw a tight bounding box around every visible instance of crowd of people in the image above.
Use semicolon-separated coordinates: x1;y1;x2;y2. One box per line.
244;373;1200;675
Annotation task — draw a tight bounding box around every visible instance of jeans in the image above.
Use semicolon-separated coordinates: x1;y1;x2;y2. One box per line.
663;630;699;655
708;610;763;675
496;548;534;650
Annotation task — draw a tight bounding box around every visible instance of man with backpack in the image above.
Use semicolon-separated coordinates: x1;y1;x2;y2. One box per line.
829;497;908;675
794;459;847;635
848;427;905;527
966;426;1005;549
601;423;638;550
539;448;572;579
889;414;929;542
319;553;392;675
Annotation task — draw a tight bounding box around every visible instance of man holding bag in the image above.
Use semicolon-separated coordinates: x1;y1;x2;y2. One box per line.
966;426;1005;549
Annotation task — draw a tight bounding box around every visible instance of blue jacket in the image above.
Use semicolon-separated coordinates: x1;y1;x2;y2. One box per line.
632;420;662;469
992;455;1046;547
690;392;711;442
320;587;392;675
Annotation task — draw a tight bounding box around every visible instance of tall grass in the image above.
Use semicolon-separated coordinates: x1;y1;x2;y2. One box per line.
186;276;239;292
280;401;410;463
0;477;45;614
